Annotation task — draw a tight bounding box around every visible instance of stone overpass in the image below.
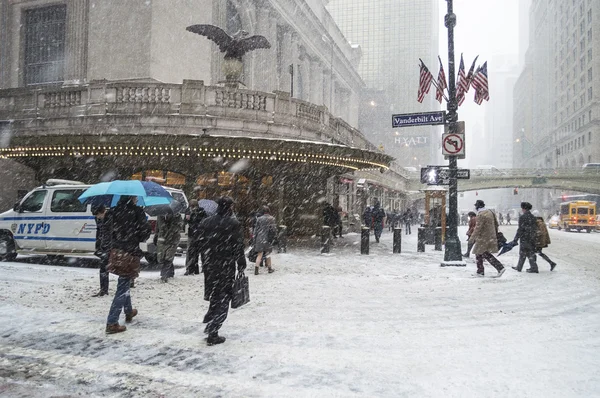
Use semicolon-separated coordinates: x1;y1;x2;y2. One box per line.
405;168;600;196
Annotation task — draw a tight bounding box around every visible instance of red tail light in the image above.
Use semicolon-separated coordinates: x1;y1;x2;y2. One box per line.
149;220;157;233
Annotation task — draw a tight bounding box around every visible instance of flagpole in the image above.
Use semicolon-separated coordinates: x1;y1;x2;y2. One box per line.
442;0;465;265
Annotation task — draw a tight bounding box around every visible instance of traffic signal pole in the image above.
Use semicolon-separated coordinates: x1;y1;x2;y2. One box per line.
442;0;465;265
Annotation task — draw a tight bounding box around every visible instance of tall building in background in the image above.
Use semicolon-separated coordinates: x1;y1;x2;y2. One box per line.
327;0;441;168
513;0;600;211
482;55;519;211
518;0;532;69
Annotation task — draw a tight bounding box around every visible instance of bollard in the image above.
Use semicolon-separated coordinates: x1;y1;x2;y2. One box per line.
277;225;287;253
361;226;370;255
417;227;426;252
321;226;331;254
393;227;402;254
434;227;442;251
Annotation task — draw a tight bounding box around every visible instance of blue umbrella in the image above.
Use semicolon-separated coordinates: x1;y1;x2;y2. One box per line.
78;180;173;207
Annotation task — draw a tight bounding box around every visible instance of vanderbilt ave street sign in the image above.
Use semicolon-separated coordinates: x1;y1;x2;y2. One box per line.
392;111;446;128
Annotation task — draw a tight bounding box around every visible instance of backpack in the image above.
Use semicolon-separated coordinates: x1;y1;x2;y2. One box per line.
267;223;277;244
535;218;551;248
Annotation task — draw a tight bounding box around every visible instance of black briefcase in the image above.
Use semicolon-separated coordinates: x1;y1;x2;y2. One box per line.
231;272;250;309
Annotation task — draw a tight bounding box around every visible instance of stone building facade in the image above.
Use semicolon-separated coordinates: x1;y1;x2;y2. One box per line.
513;0;600;170
0;0;410;233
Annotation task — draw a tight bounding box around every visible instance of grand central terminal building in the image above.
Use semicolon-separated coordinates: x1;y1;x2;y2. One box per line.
0;0;411;234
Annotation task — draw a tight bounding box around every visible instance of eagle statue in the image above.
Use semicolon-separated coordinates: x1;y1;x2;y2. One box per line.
186;24;271;62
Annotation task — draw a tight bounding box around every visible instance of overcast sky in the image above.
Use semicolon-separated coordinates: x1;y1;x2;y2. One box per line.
438;0;522;168
439;0;521;61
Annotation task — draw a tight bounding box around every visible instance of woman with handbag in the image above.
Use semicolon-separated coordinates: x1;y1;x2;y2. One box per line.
104;196;152;334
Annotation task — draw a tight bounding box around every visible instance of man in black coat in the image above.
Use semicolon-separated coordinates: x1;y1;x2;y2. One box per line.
184;199;206;275
198;196;246;346
512;202;539;273
323;203;339;237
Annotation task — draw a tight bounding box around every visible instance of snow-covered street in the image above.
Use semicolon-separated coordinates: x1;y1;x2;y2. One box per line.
1;225;600;397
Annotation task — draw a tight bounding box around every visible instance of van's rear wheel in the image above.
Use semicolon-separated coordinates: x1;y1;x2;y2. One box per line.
0;235;17;261
145;252;158;266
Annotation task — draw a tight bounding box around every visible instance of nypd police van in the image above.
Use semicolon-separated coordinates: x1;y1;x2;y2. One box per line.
0;180;188;262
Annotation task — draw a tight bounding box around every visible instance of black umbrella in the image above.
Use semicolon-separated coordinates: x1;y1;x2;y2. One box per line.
144;199;186;216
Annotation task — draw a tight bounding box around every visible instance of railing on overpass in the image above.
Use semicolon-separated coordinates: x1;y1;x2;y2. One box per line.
403;168;600;196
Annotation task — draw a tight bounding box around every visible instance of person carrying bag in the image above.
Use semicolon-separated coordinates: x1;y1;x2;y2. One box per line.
104;196;151;334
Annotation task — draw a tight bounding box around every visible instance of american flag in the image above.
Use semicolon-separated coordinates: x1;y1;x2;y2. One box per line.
464;56;479;92
456;55;467;105
417;61;434;103
435;56;447;103
472;62;489;104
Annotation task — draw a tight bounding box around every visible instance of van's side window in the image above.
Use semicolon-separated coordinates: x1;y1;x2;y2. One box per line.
21;190;47;213
51;190;87;213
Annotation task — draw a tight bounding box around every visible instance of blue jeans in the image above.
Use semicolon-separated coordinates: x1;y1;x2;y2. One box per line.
107;276;132;324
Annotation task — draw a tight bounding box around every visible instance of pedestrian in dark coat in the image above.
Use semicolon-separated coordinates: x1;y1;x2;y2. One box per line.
254;206;277;274
323;203;339;237
363;206;372;227
463;211;477;258
512;202;539;273
156;212;182;282
92;205;110;297
198;196;246;346
468;200;505;277
185;199;206;275
535;216;557;271
336;206;344;237
404;209;413;235
104;196;151;334
506;213;511;225
372;202;386;243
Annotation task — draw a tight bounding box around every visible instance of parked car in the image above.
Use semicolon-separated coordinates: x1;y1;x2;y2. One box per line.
0;180;188;263
582;163;600;172
548;215;560;229
472;165;505;176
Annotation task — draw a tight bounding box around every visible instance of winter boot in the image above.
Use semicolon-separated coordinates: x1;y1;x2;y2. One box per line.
125;309;138;323
526;268;539;273
106;324;127;334
207;333;226;346
255;267;259;275
512;266;521;272
496;268;506;278
550;262;557;271
268;267;275;274
92;290;108;297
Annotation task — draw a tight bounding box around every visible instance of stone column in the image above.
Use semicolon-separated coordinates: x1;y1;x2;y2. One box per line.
65;0;89;82
253;4;268;91
0;0;10;88
309;59;322;105
280;28;293;94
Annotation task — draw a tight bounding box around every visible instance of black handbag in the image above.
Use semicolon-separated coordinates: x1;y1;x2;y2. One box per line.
231;272;250;309
247;247;258;262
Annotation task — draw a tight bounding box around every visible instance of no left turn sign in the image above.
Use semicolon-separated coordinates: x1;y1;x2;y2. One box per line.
442;132;465;157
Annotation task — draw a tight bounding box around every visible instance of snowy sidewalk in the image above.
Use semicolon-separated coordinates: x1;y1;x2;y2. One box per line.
1;227;600;397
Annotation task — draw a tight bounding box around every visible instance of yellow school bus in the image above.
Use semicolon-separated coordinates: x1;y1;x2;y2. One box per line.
559;201;597;233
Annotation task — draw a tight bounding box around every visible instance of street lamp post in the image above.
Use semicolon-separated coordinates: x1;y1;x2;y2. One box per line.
442;0;463;264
